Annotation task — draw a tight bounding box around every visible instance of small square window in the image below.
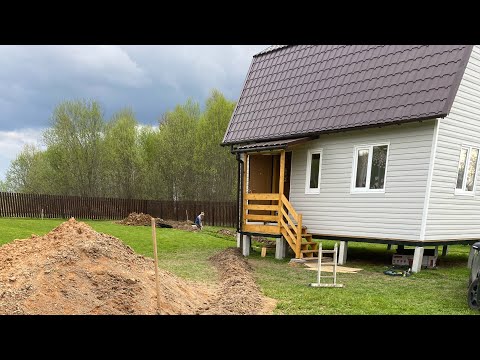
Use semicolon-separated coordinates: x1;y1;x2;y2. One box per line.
305;149;322;194
455;146;479;195
352;144;389;193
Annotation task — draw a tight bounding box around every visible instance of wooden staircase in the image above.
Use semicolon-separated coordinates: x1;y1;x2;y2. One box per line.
279;194;319;259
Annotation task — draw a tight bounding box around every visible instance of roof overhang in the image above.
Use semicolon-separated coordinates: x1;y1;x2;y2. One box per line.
230;136;314;153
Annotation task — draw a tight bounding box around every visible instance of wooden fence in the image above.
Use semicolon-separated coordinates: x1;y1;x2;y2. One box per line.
0;192;237;227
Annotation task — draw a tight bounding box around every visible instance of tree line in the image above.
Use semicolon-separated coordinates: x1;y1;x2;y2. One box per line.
2;89;238;201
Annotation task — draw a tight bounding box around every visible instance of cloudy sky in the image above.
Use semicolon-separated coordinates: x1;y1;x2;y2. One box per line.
0;45;267;180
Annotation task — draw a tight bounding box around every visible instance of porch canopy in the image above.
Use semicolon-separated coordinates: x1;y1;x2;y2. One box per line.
231;136;313;153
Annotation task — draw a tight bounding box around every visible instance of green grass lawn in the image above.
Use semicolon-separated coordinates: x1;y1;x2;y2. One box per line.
0;217;477;315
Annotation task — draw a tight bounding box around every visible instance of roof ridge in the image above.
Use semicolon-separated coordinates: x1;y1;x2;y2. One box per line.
254;45;291;57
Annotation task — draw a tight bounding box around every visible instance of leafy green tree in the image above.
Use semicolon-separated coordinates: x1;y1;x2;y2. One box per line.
5;144;54;194
43;99;105;196
0;179;10;192
157;99;200;200
195;90;237;201
102;109;142;199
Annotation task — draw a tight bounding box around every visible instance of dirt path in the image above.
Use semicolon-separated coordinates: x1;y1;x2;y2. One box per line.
0;219;275;315
205;248;277;315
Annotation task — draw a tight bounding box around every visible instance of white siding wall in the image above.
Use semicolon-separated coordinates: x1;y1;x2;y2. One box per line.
425;45;480;241
289;121;435;240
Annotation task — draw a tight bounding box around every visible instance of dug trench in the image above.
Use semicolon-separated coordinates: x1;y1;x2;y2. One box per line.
0;218;276;315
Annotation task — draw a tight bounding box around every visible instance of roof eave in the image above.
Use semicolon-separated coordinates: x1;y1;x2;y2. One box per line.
222;115;443;146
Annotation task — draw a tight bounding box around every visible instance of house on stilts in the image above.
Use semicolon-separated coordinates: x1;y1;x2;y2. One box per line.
222;45;480;272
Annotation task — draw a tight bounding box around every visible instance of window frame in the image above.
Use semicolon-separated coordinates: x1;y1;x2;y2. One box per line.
305;148;323;194
351;142;390;194
454;145;479;197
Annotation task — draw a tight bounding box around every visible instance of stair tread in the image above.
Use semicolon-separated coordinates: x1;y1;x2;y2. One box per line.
301;249;319;253
301;241;317;245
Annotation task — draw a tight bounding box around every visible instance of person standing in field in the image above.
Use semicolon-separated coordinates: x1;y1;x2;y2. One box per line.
194;211;204;230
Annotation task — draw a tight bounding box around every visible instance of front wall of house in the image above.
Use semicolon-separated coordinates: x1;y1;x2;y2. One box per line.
289;121;436;240
425;45;480;241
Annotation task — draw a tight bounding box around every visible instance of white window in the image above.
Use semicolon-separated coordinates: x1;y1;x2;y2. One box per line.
455;146;479;195
305;149;322;194
351;143;389;193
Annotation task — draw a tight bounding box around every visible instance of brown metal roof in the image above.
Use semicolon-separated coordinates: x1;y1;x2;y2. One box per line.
223;45;473;145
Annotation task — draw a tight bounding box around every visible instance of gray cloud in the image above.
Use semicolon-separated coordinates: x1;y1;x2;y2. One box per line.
0;45;267;180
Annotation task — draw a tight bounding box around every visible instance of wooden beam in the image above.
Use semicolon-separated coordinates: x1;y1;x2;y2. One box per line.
242;154;248;232
296;213;302;258
281;220;296;245
281;207;297;229
243;224;280;235
278;150;285;233
245;214;278;222
246;204;278;211
279;150;285;197
281;194;298;221
245;193;280;200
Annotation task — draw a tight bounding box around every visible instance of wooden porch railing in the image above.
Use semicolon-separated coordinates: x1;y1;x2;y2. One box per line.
280;194;303;258
243;192;304;258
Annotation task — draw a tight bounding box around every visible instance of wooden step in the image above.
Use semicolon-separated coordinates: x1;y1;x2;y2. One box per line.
301;241;317;246
301;249;319;254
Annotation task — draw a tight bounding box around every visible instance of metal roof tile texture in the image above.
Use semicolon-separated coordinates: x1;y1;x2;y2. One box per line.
223;45;473;145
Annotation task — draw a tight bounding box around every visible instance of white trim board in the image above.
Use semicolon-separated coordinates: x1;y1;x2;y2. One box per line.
420;118;440;241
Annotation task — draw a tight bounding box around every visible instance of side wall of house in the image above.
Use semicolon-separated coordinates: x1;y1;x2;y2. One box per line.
425;45;480;241
289;121;436;240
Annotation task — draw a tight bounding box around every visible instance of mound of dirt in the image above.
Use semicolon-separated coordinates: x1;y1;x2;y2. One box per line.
205;248;276;315
0;218;212;315
116;212;156;226
161;220;196;231
217;229;236;237
117;213;196;231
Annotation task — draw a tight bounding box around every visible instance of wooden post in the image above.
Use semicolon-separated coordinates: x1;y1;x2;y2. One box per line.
296;213;302;258
278;150;286;233
151;218;161;311
242;154;248;232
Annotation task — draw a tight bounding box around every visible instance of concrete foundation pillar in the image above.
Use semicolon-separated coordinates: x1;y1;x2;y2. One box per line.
387;244;392;250
338;241;348;265
275;237;287;259
236;232;242;248
434;246;439;257
442;245;449;257
242;234;251;257
412;247;424;273
468;246;475;268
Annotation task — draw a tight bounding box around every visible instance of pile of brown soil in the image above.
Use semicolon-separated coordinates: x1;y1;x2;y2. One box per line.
205;248;276;315
0;220;275;315
161;220;196;231
217;229;236;237
0;218;211;315
117;213;196;231
116;212;156;226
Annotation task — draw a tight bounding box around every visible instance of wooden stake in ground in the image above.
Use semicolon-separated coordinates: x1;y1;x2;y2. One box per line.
151;218;161;311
